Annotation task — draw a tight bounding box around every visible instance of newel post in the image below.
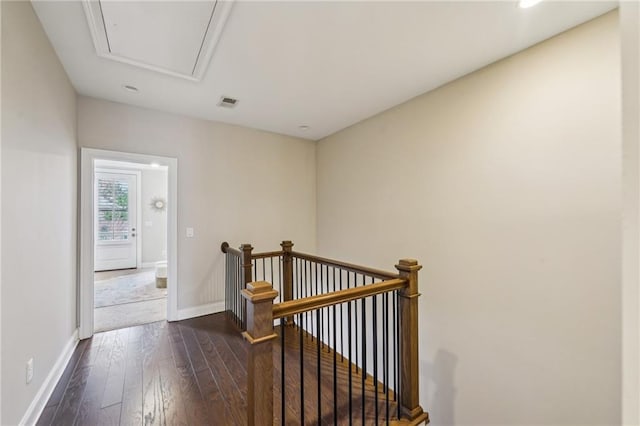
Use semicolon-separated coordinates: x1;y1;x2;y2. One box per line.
241;244;254;285
396;258;425;422
280;240;294;325
242;281;278;426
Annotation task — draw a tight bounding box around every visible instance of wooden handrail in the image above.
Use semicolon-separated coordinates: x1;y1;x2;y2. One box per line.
251;250;284;259
291;251;400;280
223;242;397;280
221;242;242;257
272;278;407;319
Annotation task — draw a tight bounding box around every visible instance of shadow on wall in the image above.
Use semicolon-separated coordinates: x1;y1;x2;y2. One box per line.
423;349;458;425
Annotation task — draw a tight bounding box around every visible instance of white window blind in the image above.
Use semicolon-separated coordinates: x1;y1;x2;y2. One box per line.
97;177;130;241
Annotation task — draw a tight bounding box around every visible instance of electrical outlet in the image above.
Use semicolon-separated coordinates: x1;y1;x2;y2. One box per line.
26;358;34;384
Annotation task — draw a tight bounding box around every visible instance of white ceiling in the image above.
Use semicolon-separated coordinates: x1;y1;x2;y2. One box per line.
32;1;617;141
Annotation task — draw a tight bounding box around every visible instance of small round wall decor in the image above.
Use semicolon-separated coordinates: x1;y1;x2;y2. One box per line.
150;197;167;212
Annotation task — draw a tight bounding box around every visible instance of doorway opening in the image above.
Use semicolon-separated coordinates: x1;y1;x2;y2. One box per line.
93;161;168;332
80;148;178;339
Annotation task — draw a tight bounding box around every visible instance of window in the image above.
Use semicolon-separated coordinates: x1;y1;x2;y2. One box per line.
97;177;130;241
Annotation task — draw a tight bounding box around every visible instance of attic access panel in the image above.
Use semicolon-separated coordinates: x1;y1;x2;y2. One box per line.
82;0;234;81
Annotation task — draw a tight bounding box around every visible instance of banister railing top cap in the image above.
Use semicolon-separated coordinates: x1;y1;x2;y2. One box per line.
243;281;278;302
396;258;422;272
221;242;229;253
240;243;253;250
247;281;274;294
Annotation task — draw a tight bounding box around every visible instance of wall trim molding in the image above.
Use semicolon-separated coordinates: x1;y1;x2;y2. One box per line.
141;262;159;269
176;301;225;321
79;148;179;339
19;329;79;426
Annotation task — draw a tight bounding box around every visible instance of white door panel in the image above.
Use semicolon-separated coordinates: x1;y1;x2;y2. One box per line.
94;171;138;271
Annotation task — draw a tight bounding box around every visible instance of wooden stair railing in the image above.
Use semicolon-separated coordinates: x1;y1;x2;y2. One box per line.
222;241;429;425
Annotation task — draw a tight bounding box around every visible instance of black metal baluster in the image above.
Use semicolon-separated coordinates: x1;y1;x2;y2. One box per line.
393;289;397;404
333;296;338;425
315;262;319;297
231;258;238;324
233;256;237;324
279;255;283;299
348;299;353;425
395;291;400;420
324;265;329;349
300;313;305;425
239;256;241;323
316;263;321;346
235;256;239;325
281;325;286;425
303;260;308;334
362;296;367;424
317;308;322;424
384;291;389;423
242;258;247;329
373;290;379;424
224;253;228;312
354;273;359;373
236;256;240;326
270;257;276;299
297;258;302;323
339;269;344;362
307;261;312;338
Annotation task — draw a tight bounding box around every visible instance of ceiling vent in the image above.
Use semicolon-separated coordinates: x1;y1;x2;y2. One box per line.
82;1;234;82
218;96;239;108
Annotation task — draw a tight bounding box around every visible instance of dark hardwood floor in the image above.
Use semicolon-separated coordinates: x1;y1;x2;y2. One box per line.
37;313;396;425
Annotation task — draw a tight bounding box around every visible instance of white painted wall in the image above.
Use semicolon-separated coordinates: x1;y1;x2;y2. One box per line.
141;168;168;265
78;97;316;310
317;12;621;426
1;2;78;425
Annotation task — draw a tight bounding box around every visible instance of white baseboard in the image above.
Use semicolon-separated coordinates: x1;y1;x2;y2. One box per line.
175;301;225;321
141;261;159;268
20;329;79;426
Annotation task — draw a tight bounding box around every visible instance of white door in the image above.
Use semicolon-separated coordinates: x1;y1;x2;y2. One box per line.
94;171;138;271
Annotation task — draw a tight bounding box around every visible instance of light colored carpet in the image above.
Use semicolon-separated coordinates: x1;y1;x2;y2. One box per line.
95;269;166;308
94;268;167;332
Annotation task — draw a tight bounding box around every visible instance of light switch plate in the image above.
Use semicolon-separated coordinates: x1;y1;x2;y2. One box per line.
186;227;194;238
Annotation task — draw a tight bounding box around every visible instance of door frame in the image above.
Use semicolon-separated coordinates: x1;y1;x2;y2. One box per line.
94;167;142;271
79;148;178;339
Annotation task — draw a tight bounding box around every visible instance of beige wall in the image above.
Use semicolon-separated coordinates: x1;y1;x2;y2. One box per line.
141;168;168;264
317;11;621;426
1;2;78;425
621;3;640;424
78;97;317;309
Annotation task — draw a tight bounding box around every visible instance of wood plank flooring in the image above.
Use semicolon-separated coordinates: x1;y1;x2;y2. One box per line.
37;313;396;426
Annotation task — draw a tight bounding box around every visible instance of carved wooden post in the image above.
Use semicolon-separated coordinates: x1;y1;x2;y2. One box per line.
241;243;254;285
240;244;253;329
280;240;294;325
396;259;426;423
242;281;278;426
